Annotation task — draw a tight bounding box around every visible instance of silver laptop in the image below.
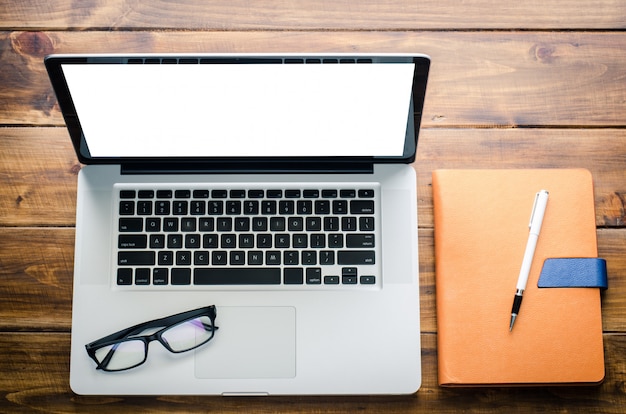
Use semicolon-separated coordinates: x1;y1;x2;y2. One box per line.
45;53;430;396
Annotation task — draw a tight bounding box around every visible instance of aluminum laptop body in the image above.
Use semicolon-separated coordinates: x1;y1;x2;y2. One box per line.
45;53;430;395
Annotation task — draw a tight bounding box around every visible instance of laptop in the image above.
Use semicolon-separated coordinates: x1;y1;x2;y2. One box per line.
45;53;430;396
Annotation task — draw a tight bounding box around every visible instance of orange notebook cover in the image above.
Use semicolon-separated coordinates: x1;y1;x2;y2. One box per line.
433;169;604;386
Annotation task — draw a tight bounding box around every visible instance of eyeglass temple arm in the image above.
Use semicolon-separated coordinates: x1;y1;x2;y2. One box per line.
86;306;217;349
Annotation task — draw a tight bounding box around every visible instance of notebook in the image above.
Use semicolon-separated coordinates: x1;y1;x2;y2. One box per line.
432;169;605;386
45;53;430;395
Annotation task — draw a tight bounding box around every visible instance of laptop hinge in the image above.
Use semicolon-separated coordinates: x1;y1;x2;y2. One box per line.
120;162;375;175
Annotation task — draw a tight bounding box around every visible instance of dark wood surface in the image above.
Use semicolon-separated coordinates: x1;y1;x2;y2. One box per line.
1;1;625;412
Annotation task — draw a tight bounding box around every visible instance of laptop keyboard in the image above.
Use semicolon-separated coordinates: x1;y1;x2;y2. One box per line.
115;184;380;288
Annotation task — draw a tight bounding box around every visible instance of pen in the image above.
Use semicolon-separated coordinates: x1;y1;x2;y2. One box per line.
509;189;549;331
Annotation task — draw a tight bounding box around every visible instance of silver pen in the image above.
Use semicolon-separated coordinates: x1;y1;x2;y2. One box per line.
509;190;549;331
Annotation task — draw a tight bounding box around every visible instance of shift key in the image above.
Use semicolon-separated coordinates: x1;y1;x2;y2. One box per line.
337;250;375;265
118;251;155;265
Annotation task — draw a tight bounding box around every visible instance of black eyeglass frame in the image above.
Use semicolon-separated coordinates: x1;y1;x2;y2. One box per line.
85;305;218;372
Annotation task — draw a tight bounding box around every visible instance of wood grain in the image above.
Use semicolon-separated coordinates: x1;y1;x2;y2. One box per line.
3;127;626;228
1;31;625;127
0;228;74;331
0;333;624;413
2;0;625;30
1;226;624;334
2;0;626;410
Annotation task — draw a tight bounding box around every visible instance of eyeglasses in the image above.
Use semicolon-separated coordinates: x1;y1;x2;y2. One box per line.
85;305;218;372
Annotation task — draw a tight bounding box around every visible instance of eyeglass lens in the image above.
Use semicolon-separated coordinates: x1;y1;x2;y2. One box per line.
93;315;214;371
162;316;215;352
95;339;146;371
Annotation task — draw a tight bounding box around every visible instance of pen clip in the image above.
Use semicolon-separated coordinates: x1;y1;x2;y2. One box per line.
529;191;541;229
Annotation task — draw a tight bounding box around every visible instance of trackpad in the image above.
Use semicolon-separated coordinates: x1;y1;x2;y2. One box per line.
195;306;296;379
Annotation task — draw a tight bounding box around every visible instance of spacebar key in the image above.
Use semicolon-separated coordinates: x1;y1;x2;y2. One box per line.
194;268;281;285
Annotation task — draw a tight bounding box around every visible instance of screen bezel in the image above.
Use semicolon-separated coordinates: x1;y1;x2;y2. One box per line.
45;54;430;168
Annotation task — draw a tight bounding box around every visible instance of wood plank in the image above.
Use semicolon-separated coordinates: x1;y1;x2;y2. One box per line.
1;226;623;333
415;128;626;228
1;332;624;413
2;0;625;30
0;228;74;331
3;127;626;228
1;31;626;127
0;128;78;227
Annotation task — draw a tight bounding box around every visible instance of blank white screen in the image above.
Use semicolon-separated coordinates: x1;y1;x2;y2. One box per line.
62;63;415;158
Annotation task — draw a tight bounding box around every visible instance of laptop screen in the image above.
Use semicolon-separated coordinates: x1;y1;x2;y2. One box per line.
46;55;430;165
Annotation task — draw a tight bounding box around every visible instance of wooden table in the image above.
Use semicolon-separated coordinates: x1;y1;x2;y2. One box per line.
1;1;625;412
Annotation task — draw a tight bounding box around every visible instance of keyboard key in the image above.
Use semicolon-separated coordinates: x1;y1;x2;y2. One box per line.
320;251;335;265
262;200;277;214
359;217;375;231
332;200;348;214
342;275;358;284
119;190;136;199
117;268;133;285
163;218;178;232
171;268;191;285
248;189;264;198
284;268;303;284
324;275;340;284
208;201;223;215
297;200;313;214
118;251;155;265
146;218;161;232
138;190;154;198
156;190;172;198
235;217;250;231
358;189;375;198
350;200;374;214
155;201;170;215
212;251;228;265
303;190;319;198
194;251;209;265
230;251;245;265
150;234;165;249
226;201;241;215
181;218;196;232
279;200;294;215
337;251;375;265
193;190;209;198
135;268;151;285
158;251;173;265
119;235;147;249
244;201;259;215
194;268;281;285
119;201;134;215
323;217;339;231
360;275;376;285
306;268;322;284
173;201;188;215
315;200;330;214
185;234;200;248
346;234;375;248
288;217;303;231
136;201;152;215
153;268;169;285
190;201;205;215
119;218;142;232
175;190;191;198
